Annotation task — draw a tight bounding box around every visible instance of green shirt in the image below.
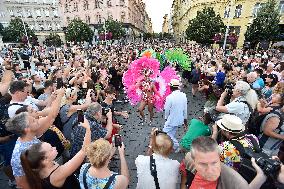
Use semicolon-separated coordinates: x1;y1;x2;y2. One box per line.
180;118;211;150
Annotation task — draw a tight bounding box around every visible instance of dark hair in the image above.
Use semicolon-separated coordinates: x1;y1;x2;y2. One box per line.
44;80;54;89
20;143;45;189
203;113;213;125
9;81;28;94
105;85;116;94
170;86;179;91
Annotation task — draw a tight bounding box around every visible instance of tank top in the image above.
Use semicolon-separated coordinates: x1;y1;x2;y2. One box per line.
42;166;80;189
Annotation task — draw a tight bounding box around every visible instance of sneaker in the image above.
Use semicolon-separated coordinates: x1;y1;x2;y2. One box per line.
8;179;17;187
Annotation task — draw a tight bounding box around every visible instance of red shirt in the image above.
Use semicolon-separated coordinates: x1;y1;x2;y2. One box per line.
189;173;218;189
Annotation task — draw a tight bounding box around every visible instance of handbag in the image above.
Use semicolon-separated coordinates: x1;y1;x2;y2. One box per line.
150;155;160;189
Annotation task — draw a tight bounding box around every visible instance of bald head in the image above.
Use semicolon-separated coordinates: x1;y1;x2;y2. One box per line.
153;134;173;156
247;72;257;83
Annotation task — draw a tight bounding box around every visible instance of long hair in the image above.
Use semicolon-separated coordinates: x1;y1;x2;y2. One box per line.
20;143;45;189
244;89;258;110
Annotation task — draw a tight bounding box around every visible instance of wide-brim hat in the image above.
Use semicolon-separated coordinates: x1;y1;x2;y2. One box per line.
216;114;245;133
169;79;181;87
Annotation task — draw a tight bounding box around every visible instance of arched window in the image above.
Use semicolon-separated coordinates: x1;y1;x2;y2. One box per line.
235;4;242;18
279;1;284;14
121;11;125;22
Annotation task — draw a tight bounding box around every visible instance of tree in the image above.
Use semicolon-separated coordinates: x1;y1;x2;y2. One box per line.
0;23;4;35
245;0;280;48
44;33;62;47
98;19;126;40
2;18;36;43
65;18;94;43
186;7;225;45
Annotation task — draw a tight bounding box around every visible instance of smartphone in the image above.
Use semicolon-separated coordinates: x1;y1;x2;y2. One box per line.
114;134;122;147
77;109;84;123
56;78;63;89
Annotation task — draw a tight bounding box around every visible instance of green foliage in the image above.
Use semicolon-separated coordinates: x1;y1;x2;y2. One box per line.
44;33;62;47
245;0;280;44
186;7;225;45
65;18;94;42
0;23;4;35
98;19;126;39
143;32;153;40
2;18;35;43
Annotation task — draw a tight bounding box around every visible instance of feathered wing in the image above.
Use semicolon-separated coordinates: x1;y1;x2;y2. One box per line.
165;48;191;70
154;66;180;111
122;57;160;105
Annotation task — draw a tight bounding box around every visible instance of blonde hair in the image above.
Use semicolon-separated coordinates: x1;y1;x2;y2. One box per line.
86;139;112;168
274;82;284;94
61;87;78;106
153;134;173;156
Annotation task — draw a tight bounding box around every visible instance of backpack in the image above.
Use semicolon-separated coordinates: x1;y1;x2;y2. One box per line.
0;101;24;137
247;106;283;136
230;135;261;183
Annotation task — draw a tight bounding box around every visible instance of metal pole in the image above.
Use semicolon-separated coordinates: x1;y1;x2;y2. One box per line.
223;0;234;51
104;19;106;47
22;19;30;46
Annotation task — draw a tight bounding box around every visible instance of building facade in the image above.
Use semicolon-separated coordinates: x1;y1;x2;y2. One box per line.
172;0;284;48
60;0;152;40
0;0;64;44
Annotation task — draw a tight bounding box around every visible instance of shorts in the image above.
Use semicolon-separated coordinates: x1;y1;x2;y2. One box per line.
0;136;17;166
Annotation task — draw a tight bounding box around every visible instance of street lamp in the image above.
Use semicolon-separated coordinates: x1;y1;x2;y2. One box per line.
21;19;30;46
223;0;234;51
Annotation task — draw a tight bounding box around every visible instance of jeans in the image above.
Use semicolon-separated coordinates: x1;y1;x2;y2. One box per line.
162;125;180;150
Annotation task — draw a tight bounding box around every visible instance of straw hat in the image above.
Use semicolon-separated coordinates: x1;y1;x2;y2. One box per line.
216;114;245;133
169;79;181;87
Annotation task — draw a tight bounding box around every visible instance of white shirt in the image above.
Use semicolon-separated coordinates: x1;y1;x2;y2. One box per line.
135;153;180;189
164;90;187;126
8;101;28;118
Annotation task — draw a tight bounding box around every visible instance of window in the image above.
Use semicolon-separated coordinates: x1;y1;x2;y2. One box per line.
107;12;113;20
47;22;52;30
53;9;58;17
235;4;242;18
224;7;230;18
121;11;125;22
86;15;90;24
83;0;89;10
279;1;284;14
253;3;262;17
67;17;70;23
64;4;69;13
74;2;79;12
39;23;44;31
27;9;32;18
36;9;41;17
17;9;23;17
107;0;112;7
45;9;49;17
229;26;241;35
96;14;101;24
95;0;101;9
56;22;61;30
120;0;125;6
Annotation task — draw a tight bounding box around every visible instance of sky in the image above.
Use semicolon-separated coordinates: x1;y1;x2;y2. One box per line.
142;0;173;33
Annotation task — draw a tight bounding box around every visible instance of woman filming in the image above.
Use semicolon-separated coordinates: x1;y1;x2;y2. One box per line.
20;117;91;189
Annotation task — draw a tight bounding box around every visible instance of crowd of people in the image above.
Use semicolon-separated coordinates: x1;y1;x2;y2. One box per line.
0;41;283;189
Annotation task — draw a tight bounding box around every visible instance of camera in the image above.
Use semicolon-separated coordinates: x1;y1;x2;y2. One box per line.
77;109;84;123
102;107;110;116
245;148;281;179
224;82;234;105
113;134;122;147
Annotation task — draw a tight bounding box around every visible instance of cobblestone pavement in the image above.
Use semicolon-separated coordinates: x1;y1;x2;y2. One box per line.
0;85;205;189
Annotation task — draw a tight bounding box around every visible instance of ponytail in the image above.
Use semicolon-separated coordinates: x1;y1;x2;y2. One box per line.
20;143;45;189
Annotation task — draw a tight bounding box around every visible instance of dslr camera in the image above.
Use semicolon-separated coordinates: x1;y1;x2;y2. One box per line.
245;148;281;179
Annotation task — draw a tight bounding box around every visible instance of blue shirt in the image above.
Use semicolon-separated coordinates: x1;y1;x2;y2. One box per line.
256;77;265;89
79;163;117;189
11;137;40;177
70;115;107;158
